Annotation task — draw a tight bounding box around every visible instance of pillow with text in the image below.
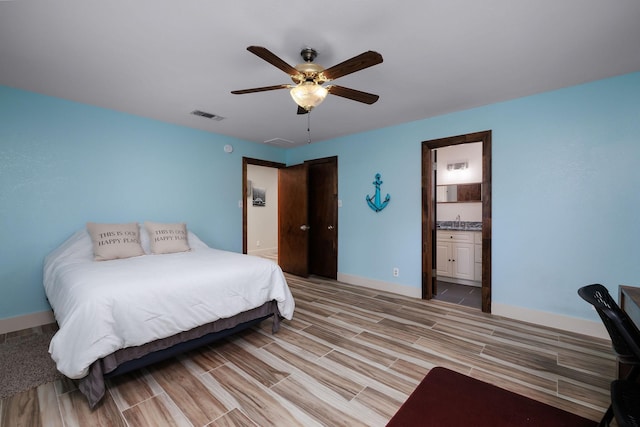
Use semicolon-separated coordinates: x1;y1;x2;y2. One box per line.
86;222;145;261
144;221;191;254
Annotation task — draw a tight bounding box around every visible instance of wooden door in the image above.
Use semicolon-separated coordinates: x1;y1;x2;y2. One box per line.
423;146;437;299
308;158;338;279
278;164;309;277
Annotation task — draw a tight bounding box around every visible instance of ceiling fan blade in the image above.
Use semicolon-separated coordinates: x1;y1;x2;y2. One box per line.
231;84;291;95
321;51;383;81
247;46;300;76
297;106;309;115
327;85;380;104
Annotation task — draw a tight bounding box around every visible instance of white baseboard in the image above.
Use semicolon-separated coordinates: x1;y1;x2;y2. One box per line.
0;310;55;334
337;273;422;299
492;302;609;340
337;273;609;340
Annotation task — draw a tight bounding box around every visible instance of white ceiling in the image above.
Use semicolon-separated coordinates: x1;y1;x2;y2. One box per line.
1;1;639;147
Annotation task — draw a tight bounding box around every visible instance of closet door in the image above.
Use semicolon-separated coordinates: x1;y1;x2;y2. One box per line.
308;157;338;279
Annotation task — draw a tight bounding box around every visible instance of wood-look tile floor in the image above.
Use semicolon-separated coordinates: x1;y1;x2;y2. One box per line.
1;274;617;427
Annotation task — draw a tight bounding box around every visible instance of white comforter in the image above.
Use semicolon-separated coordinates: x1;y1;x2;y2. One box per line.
43;229;294;379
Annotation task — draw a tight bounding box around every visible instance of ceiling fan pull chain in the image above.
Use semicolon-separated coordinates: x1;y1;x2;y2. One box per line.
307;110;312;144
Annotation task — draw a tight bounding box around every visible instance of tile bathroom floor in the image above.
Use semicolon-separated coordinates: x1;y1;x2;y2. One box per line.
433;281;482;309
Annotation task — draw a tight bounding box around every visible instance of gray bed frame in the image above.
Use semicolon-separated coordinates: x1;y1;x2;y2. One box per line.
78;300;281;408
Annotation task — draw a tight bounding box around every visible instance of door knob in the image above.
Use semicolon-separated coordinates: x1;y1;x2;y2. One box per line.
327;225;334;230
300;225;310;231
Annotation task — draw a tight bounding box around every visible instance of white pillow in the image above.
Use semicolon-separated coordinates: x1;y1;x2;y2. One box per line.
144;222;191;254
86;222;145;261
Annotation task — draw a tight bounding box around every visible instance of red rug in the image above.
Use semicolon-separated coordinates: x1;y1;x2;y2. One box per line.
386;367;597;427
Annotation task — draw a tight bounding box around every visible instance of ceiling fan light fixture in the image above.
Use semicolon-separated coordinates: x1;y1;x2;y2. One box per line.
290;81;328;111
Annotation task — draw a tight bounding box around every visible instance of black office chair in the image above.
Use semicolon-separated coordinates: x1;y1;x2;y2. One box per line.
611;379;640;427
578;284;640;427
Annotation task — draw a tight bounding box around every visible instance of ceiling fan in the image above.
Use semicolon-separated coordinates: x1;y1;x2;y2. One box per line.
231;46;383;114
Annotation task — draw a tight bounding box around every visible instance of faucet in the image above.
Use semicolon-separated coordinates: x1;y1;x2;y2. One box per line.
455;214;461;229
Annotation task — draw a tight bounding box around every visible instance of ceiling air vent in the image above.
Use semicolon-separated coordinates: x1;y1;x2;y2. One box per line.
263;138;295;146
190;110;225;121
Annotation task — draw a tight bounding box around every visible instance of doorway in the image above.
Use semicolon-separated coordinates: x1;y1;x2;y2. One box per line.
242;156;338;280
421;131;492;313
242;158;285;256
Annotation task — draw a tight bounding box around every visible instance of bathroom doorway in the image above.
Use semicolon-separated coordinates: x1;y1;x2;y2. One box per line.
421;131;492;313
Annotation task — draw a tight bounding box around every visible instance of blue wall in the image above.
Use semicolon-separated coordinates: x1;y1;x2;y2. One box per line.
287;72;640;322
1;72;639;324
0;86;286;319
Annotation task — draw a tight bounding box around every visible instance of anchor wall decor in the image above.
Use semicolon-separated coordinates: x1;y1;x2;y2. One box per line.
366;173;390;212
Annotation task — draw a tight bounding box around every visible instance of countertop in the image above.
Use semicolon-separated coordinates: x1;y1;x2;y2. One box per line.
436;221;482;231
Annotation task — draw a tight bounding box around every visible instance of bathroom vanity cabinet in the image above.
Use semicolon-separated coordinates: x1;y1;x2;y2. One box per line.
436;230;481;284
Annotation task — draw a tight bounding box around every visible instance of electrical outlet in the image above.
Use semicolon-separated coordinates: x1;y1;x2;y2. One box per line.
393;267;399;277
256;240;261;247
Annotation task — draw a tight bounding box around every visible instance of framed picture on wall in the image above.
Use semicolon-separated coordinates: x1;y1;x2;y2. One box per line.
252;187;266;206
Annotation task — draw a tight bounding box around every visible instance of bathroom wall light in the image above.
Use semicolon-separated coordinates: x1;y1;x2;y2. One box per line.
447;161;468;171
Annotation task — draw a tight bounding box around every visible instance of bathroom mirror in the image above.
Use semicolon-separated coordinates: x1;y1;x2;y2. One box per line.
437;183;481;203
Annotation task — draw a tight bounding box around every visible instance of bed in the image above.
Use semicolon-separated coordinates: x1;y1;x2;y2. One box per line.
43;222;295;408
